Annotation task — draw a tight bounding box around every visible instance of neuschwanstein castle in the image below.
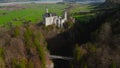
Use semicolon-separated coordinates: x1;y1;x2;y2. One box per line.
42;8;67;27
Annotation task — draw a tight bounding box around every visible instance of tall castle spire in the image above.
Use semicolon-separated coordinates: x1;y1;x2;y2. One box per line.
64;10;67;21
46;8;49;13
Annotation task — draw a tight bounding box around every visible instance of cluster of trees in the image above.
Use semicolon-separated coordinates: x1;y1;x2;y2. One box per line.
0;24;53;68
68;3;120;68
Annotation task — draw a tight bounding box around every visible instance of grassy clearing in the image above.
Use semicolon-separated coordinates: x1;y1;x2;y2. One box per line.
70;4;95;14
74;13;96;22
71;4;96;22
0;4;67;26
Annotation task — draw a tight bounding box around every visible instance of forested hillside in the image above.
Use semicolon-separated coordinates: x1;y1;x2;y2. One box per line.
0;24;53;68
70;1;120;68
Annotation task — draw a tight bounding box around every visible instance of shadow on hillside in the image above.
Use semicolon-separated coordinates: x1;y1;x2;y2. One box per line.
45;7;119;68
46;32;74;56
46;9;111;56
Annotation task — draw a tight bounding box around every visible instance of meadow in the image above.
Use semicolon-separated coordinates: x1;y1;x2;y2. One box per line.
0;3;95;26
73;13;96;22
0;4;68;26
70;4;96;22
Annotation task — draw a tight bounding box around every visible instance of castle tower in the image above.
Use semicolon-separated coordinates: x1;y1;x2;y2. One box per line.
46;8;49;13
64;10;67;21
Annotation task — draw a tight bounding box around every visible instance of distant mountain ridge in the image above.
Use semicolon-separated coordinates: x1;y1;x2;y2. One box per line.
0;0;105;3
106;0;120;3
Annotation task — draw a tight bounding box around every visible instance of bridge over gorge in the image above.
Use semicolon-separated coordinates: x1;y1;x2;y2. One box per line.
50;55;73;61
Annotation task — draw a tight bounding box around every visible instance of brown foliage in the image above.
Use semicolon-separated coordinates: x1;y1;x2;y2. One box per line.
0;24;52;68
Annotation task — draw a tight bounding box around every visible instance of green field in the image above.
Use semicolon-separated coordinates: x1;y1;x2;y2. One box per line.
71;4;96;22
0;4;67;26
73;13;96;22
70;4;95;14
0;3;95;26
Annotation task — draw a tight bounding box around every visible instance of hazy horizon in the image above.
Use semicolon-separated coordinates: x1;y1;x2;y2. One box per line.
0;0;105;3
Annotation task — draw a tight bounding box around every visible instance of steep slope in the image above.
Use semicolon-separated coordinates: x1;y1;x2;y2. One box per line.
71;2;120;68
0;24;53;68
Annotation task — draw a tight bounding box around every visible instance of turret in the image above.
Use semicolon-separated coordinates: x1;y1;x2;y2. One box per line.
46;8;49;13
64;10;67;21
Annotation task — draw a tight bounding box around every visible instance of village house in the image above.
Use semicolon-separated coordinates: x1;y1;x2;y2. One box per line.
42;8;67;28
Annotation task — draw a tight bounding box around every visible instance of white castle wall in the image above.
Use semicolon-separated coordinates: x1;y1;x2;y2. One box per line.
43;9;67;28
45;17;52;26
